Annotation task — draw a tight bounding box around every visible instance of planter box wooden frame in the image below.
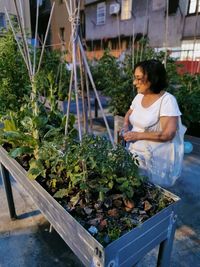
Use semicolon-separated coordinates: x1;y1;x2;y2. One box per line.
0;146;180;267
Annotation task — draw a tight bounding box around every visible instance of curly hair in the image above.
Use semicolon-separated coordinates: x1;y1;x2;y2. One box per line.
133;59;168;93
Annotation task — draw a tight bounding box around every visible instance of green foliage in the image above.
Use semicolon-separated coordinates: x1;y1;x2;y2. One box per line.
34;49;70;101
91;49;135;116
0;99;77;160
172;74;200;127
0;30;30;114
108;224;121;241
61;135;144;201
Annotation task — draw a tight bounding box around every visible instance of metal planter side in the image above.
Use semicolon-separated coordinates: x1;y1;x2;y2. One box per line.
0;146;104;267
0;146;180;267
105;191;179;267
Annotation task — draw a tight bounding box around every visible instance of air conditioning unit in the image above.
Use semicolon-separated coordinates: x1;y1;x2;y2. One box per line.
109;3;120;15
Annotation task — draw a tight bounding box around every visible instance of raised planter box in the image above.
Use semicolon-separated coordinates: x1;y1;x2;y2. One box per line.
0;146;180;267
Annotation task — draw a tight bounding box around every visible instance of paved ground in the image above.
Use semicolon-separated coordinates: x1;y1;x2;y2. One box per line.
0;115;200;267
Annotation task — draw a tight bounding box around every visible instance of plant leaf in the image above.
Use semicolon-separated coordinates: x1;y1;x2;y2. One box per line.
9;146;33;158
53;188;69;198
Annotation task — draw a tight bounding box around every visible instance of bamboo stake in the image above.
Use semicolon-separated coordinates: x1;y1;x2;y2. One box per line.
65;0;113;143
13;0;32;77
64;0;71;16
164;0;169;68
18;0;33;75
132;16;135;69
140;0;149;61
135;40;139;64
78;46;87;133
37;1;55;73
69;0;73;15
65;67;74;136
71;28;82;140
117;12;121;51
66;0;82;141
33;0;40;75
5;9;30;78
78;38;115;147
85;71;93;132
191;4;199;74
57;34;66;93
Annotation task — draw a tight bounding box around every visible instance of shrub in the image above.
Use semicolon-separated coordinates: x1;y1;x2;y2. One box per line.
0;30;30;114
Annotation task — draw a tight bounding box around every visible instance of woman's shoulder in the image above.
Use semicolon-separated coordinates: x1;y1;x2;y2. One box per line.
132;93;143;103
160;91;181;115
134;93;143;100
162;92;178;104
130;94;143;110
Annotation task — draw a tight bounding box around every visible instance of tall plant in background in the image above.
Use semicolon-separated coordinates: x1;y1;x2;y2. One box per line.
91;49;134;116
0;30;30;114
35;49;71;101
173;73;200;130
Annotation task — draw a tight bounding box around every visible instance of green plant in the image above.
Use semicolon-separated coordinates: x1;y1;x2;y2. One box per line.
34;49;70;101
172;73;200;128
51;135;145;202
91;49;135;116
0;30;30;114
0;99;76;162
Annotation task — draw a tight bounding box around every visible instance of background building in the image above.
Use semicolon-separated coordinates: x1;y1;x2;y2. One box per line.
84;0;200;63
0;0;31;36
30;0;84;60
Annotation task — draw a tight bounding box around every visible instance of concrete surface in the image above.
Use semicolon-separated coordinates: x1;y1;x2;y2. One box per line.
0;116;200;267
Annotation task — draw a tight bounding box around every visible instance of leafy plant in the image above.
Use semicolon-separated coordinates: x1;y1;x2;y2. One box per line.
172;73;200;129
36;135;143;203
91;49;135;116
34;49;71;101
0;30;30;114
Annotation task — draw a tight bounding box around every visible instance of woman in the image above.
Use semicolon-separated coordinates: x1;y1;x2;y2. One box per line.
122;59;186;187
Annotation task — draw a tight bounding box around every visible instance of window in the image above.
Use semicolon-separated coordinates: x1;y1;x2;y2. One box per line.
121;0;132;20
188;0;200;14
96;2;106;25
0;13;6;30
60;27;65;41
168;0;179;15
181;40;200;60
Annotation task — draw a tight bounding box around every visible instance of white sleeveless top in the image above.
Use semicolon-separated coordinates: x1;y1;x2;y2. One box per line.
128;92;186;187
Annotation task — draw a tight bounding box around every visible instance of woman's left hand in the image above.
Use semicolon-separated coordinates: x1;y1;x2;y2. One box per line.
123;131;139;142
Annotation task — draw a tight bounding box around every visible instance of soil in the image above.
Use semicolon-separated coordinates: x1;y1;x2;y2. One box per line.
50;182;174;247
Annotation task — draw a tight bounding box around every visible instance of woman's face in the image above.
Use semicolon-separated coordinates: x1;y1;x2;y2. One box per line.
133;67;151;95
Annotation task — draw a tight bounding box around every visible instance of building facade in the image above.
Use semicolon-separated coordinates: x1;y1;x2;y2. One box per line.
84;0;200;61
29;0;84;62
50;0;85;52
0;0;31;36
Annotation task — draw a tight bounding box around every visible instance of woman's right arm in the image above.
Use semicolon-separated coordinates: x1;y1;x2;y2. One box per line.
123;109;133;132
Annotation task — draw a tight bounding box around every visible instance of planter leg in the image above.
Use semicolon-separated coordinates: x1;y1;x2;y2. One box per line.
0;164;17;220
94;98;98;118
157;213;177;267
